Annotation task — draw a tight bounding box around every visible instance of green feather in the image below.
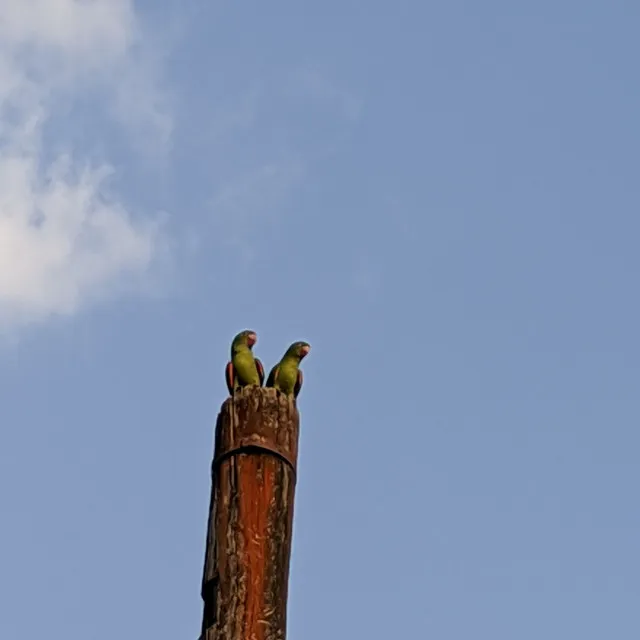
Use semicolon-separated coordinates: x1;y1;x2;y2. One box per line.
231;330;261;389
266;341;310;397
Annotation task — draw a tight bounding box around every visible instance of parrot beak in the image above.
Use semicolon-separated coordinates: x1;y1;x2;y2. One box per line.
300;344;310;357
247;333;257;347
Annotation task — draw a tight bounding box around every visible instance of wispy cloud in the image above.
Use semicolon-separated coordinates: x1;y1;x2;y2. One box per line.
351;253;382;300
204;68;361;260
289;68;363;122
0;0;171;330
210;160;305;262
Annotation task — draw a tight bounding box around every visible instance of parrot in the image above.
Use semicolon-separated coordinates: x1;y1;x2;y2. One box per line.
225;330;265;395
266;341;310;398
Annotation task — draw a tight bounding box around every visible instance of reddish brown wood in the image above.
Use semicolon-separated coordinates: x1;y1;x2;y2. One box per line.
200;386;300;640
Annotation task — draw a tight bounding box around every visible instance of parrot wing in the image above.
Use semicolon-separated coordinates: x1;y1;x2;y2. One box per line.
266;364;279;388
294;369;303;398
255;358;265;386
225;361;235;395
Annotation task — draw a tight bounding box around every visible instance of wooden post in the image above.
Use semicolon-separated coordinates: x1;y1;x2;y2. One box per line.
200;386;300;640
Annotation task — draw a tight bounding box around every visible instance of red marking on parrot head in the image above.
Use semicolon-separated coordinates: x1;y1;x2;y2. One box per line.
299;343;310;357
247;332;257;347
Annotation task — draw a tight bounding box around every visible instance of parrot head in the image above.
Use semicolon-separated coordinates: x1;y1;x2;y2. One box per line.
232;330;258;353
285;341;311;361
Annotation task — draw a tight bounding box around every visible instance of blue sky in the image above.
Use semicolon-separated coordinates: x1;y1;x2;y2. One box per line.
1;1;639;638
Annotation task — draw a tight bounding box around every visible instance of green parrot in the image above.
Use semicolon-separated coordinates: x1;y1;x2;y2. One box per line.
225;330;265;395
266;341;311;398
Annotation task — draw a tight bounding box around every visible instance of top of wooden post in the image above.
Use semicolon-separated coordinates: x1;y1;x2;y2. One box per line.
213;386;301;479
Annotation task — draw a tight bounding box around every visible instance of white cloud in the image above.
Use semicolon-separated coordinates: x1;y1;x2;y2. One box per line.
0;0;170;329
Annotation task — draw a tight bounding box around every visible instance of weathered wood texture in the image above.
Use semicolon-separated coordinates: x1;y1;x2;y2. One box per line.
200;387;300;640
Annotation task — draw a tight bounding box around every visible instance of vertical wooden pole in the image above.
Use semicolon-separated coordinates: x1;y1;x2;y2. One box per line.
200;387;300;640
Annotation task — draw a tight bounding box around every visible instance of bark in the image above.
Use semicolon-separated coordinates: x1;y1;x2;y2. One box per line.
200;386;300;640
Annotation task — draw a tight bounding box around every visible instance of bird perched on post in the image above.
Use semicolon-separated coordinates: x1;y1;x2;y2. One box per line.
266;341;310;398
225;330;265;395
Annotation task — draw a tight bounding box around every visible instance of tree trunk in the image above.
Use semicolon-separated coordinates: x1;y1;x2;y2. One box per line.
200;386;300;640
